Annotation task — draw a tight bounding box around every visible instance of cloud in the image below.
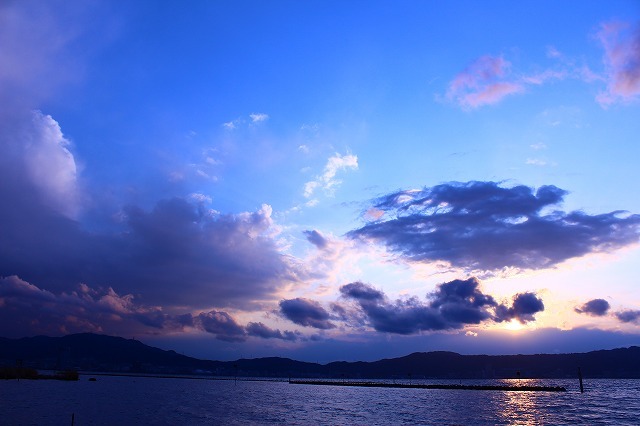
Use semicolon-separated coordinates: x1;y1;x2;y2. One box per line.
249;113;269;123
279;298;335;329
494;292;544;324
0;275;308;341
245;322;299;341
196;311;247;342
340;282;385;302
303;229;329;250
338;277;543;335
595;21;640;106
0;1;101;109
348;181;640;273
303;152;358;199
615;310;640;324
526;158;548;166
575;298;611;317
0;275;184;338
0;110;80;217
0;192;305;310
446;56;525;109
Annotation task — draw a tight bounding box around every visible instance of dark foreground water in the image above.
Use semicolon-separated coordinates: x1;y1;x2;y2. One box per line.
2;376;639;425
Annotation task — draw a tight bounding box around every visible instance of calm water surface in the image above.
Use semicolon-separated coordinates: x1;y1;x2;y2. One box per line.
1;376;639;425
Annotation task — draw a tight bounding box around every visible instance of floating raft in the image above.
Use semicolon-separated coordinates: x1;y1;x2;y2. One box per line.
289;380;566;392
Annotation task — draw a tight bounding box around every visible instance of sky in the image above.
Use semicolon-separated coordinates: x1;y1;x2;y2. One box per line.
1;0;640;363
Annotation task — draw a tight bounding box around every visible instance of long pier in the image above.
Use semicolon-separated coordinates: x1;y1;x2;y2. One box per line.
289;380;566;392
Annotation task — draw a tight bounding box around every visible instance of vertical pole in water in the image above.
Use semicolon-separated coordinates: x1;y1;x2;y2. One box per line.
71;413;75;426
578;367;584;393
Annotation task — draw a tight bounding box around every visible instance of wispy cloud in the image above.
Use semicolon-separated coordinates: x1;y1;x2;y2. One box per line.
445;56;525;109
595;21;640;107
303;152;358;199
250;112;269;123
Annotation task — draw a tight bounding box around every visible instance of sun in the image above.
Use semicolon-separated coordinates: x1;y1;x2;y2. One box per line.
503;320;525;331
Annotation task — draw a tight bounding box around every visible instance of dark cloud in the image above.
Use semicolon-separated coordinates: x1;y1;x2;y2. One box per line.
279;298;335;329
303;230;328;249
340;281;384;301
428;277;498;324
0;275;187;338
0;110;305;312
494;292;545;324
339;277;543;335
246;322;299;341
348;181;640;272
196;311;246;342
0;275;307;342
575;299;611;316
0;189;303;311
615;310;640;324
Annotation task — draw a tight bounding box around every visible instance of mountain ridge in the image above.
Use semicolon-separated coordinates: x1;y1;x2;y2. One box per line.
1;333;638;379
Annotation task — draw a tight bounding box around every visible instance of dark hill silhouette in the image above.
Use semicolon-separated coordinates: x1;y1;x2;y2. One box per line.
1;333;638;378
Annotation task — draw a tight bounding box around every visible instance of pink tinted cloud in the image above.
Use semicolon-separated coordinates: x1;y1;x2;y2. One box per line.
596;21;640;106
0;275;182;337
446;56;525;109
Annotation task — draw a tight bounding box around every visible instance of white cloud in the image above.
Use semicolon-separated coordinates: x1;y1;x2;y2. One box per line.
303;152;358;199
250;113;269;123
530;142;547;151
12;110;80;217
189;193;213;204
526;158;548;166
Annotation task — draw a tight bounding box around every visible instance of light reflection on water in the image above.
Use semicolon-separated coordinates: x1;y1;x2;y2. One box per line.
1;376;639;425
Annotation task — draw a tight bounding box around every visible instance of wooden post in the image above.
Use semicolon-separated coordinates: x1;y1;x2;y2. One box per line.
578;367;584;393
71;413;75;426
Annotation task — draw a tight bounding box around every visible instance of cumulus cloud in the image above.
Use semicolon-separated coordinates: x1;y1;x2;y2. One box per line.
446;56;524;109
615;310;640;324
196;311;247;342
0;110;80;217
494;292;545;324
0;275;184;338
596;21;640;106
338;277;543;335
575;298;611;317
279;298;335;329
0;193;304;310
348;181;640;273
303;152;358;199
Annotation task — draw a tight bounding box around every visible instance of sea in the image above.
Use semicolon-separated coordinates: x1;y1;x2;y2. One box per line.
1;376;639;425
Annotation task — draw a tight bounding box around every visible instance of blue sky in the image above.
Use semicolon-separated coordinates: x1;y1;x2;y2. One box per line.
1;0;640;362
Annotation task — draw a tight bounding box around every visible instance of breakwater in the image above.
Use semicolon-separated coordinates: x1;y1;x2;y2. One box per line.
289;379;566;392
